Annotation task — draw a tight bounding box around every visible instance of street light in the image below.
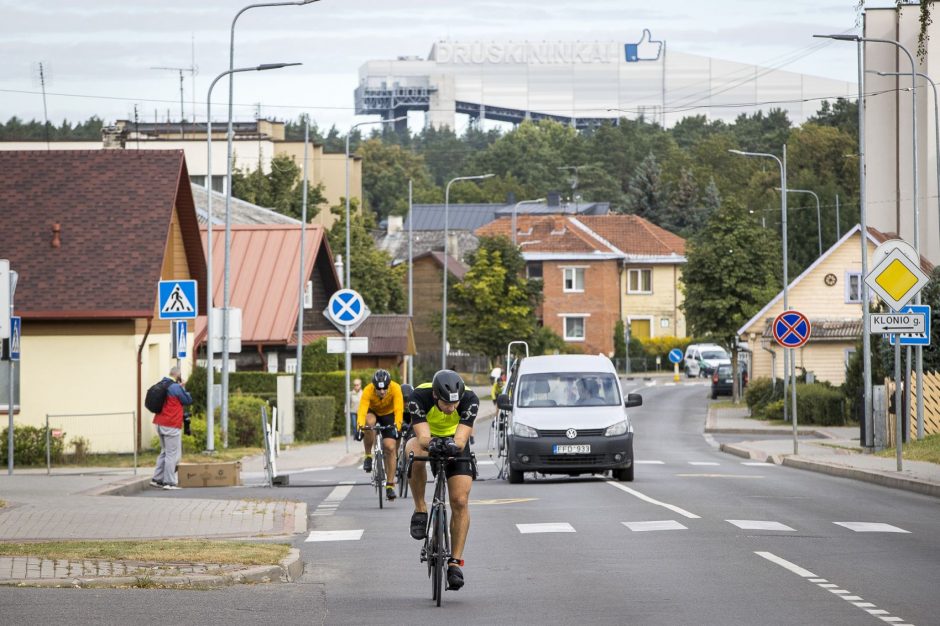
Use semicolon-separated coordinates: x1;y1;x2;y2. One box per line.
442;174;494;369
511;198;546;245
775;187;822;257
344;116;407;289
204;62;297;452
220;1;315;448
815;34;922;466
729;147;798;452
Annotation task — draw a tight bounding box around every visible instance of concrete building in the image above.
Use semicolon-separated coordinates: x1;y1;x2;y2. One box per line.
357;32;855;131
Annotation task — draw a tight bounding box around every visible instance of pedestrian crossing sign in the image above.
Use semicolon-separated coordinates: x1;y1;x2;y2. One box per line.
158;280;198;320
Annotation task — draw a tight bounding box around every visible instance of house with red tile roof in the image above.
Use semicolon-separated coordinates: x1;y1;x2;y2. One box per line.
0;150;207;453
404;251;469;369
476;214;687;355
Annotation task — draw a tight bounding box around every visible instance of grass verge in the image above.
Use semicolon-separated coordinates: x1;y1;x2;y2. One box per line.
0;499;6;508
39;447;262;469
0;540;290;565
875;433;940;464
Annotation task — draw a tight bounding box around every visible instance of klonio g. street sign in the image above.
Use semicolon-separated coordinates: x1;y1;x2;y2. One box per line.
773;310;811;348
870;312;926;335
888;304;932;346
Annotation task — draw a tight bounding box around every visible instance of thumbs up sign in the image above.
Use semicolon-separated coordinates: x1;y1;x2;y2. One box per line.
625;29;663;62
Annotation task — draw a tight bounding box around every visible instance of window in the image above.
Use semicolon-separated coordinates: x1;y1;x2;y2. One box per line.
844;348;856;370
563;267;585;292
563;316;586;341
845;272;862;303
628;268;652;294
285;358;298;374
526;262;543;280
304;280;313;309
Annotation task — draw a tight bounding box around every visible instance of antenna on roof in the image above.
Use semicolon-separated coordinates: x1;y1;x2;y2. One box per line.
151;64;197;138
32;61;52;151
134;105;140;151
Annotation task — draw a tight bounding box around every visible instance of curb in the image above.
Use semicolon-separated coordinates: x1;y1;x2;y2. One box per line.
0;548;304;589
87;475;152;497
706;427;823;437
780;457;940;499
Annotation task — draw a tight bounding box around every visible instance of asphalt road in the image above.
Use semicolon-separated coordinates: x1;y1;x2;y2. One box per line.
3;380;938;625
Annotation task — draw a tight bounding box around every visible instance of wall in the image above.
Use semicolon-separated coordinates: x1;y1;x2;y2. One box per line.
408;257;445;360
621;262;686;339
275;142;362;230
541;259;620;355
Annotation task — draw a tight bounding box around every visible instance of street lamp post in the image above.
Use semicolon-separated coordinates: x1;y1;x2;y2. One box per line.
205;62;298;453
442;174;494;369
511;198;546;246
817;33;920;469
220;1;315;449
776;187;822;257
730;147;798;453
295;117;310;395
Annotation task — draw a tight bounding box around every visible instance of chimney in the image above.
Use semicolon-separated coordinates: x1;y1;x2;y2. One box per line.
387;215;404;235
51;222;61;248
547;191;561;208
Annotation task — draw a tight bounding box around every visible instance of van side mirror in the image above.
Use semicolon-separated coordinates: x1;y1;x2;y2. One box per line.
496;393;513;410
624;393;642;408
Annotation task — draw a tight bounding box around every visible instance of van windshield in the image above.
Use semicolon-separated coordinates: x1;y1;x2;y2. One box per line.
517;372;621;408
702;350;727;360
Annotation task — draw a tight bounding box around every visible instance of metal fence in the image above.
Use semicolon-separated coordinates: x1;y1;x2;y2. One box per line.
45;411;137;475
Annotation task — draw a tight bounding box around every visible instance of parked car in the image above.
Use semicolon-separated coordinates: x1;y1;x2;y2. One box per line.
684;343;731;377
496;354;642;484
711;364;748;399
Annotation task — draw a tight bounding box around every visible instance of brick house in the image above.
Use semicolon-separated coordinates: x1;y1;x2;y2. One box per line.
405;251;468;366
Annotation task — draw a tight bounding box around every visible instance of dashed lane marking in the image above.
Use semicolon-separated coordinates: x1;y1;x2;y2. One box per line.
741;461;779;466
635;460;665;464
305;530;363;542
471;498;538;505
688;461;720;466
728;520;795;531
676;474;764;479
605;481;701;519
622;520;687;532
516;523;576;534
834;522;910;533
755;552;913;626
309;481;355;518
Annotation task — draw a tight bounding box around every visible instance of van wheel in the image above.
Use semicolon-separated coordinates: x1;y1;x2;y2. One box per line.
508;467;525;484
613;465;633;482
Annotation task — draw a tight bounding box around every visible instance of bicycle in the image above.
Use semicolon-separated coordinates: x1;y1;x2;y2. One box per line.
396;424;413;499
408;443;456;607
360;425;391;509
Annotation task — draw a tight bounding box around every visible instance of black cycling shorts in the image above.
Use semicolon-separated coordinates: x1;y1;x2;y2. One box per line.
428;444;474;479
368;413;399;440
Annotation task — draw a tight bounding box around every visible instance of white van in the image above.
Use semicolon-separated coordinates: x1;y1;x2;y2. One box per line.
496;354;642;484
683;343;730;378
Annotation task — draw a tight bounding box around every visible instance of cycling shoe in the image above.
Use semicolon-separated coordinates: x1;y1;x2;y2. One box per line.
410;511;428;539
446;564;464;590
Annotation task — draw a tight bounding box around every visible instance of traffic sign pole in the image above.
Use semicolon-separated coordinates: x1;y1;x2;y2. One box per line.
773;310;811;455
7;269;16;475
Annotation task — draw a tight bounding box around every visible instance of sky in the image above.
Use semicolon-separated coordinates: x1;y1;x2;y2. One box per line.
0;1;891;134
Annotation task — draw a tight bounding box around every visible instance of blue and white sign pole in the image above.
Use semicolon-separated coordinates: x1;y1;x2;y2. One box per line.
668;348;683;382
6;267;16;475
325;289;368;453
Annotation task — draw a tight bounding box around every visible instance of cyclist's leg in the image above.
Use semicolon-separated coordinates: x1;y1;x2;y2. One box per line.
446;473;472;562
362;412;377;471
377;415;398;487
406;435;428;511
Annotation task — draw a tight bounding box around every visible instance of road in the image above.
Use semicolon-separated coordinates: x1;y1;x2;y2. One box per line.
2;379;937;625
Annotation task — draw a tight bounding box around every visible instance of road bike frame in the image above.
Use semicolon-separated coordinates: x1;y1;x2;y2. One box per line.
409;448;453;607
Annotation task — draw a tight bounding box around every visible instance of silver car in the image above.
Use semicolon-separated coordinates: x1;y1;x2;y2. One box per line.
497;354;642;484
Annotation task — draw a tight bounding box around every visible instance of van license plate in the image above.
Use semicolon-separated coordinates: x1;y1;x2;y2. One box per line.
553;444;591;454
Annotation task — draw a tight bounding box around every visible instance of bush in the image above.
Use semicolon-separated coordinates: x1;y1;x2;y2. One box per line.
295;396;335;442
640;336;693;366
302;338;343;372
299;370;379;436
227;372;278;395
762;399;786;421
745;377;782;417
226;395;268;447
0;425;65;466
795;383;845;426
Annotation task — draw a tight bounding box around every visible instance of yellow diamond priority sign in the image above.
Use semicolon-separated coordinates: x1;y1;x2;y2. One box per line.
865;247;929;311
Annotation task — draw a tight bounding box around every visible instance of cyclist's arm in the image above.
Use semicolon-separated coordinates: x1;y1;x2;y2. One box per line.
356;386;373;429
453;423;473;450
411;420;431;450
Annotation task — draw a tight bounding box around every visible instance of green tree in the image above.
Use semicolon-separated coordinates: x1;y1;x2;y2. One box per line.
357;138;437;220
448;237;540;365
231;153;325;219
327;200;405;313
681;197;780;397
623;153;669;223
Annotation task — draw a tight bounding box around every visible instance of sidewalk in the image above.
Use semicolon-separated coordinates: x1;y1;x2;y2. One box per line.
707;405;940;498
0;435;359;588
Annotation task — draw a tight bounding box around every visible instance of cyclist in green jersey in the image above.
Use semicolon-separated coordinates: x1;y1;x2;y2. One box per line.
405;370;479;591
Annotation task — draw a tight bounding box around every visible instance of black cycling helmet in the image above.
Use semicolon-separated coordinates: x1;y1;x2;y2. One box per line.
372;369;391;390
432;369;465;403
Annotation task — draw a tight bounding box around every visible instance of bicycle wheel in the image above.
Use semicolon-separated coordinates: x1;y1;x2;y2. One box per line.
433;504;447;607
374;449;385;509
397;452;409;498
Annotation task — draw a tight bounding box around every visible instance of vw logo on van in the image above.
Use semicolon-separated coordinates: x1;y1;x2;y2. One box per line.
565;428;578;439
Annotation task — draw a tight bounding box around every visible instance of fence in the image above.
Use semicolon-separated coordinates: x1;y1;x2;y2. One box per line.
45;411;137;475
897;372;940;441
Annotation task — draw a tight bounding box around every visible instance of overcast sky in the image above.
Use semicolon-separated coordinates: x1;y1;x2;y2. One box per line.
0;1;887;133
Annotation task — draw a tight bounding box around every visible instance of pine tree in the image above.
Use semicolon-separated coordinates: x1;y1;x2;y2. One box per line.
624;153;668;223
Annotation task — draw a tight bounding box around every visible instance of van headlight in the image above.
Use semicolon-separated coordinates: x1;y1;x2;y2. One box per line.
512;422;538;438
604;421;628;437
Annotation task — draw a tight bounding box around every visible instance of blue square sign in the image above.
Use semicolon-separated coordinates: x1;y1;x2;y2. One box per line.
889;304;931;346
158;280;198;320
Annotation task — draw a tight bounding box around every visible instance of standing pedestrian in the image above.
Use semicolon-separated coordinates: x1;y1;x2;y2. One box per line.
151;366;193;490
349;378;363;434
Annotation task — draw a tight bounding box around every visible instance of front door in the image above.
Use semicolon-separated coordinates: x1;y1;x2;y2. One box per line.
629;318;651;340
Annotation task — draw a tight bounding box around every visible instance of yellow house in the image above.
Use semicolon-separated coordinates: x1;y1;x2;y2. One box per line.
0;150;206;454
737;225;909;386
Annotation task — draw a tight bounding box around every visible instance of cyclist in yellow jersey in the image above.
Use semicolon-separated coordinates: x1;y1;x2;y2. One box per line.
357;369;404;500
405;370;479;591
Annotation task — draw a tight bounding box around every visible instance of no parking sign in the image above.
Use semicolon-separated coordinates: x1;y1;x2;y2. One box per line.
773;310;811;348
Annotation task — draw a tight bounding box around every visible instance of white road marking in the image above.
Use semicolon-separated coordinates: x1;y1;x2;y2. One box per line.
728;520;795;531
741;461;779;466
305;529;363;542
516;523;576;534
755;552;911;625
834;522;910;533
688;461;720;466
622;520;687;532
605;481;701;519
295;466;336;473
476;460;495;465
310;482;355;517
635;460;665;465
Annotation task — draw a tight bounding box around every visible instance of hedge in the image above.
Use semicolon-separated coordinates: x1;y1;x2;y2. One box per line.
0;425;65;466
295;396;335;442
745;377;782;418
747;381;845;425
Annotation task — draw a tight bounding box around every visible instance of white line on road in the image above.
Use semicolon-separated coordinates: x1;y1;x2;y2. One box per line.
741;461;779;466
622;520;687;532
834;522;910;533
516;523;576;534
296;466;336;473
728;520;795;531
688;461;720;466
605;481;701;519
635;460;665;465
755;552;912;625
305;529;363;542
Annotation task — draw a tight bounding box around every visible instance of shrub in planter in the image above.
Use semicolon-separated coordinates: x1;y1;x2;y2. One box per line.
295;396;335;442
